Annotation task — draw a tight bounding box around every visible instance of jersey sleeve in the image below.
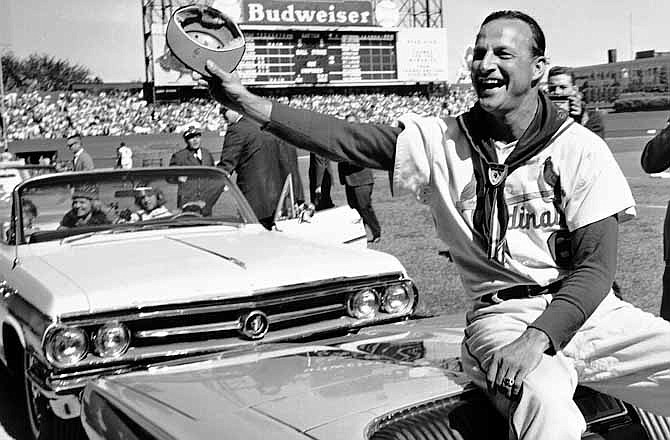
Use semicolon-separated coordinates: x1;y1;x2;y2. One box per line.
559;127;636;231
265;103;400;170
392;114;447;200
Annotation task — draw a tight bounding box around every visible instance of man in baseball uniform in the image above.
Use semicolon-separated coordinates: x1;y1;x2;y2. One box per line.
202;10;670;439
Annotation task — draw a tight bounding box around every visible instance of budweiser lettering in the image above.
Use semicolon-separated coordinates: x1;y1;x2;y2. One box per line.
246;3;372;25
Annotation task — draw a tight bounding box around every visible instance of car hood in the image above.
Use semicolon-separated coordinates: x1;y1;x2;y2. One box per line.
35;228;404;314
83;316;470;439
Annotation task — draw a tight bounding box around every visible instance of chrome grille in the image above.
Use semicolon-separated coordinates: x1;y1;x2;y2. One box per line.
368;390;506;440
54;273;411;371
636;407;670;440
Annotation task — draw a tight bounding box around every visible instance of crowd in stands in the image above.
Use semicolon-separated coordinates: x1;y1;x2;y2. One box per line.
278;87;476;125
1;87;476;141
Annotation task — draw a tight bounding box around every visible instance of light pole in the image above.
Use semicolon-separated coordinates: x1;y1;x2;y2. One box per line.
0;48;8;152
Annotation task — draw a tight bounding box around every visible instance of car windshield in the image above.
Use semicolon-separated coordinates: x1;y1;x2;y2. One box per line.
15;167;255;244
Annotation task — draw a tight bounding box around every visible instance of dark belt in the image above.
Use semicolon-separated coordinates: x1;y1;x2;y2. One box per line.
479;280;563;305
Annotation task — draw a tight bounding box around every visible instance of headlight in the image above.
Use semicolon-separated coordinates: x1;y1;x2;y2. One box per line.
347;289;379;319
44;326;88;367
381;283;414;315
93;322;130;358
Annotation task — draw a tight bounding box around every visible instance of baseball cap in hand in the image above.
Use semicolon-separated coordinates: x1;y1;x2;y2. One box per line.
166;4;246;77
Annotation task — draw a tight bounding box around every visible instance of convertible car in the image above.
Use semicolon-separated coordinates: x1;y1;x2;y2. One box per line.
80;314;670;440
0;167;417;440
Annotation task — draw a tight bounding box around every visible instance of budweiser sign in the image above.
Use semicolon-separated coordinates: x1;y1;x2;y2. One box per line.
242;0;374;26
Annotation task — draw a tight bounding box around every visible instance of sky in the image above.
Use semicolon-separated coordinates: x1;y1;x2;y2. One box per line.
0;0;668;83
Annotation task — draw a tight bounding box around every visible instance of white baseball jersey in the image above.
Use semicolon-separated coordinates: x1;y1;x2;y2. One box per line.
392;114;635;299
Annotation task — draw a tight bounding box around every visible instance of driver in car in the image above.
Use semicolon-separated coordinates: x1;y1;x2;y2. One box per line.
127;187;172;222
59;185;110;228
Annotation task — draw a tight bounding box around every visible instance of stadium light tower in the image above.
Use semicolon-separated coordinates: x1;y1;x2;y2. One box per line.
394;0;444;28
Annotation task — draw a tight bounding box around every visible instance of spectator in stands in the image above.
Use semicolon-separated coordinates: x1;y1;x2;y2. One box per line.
219;108;304;229
546;66;604;138
338;113;381;243
66;133;95;170
641;114;670;320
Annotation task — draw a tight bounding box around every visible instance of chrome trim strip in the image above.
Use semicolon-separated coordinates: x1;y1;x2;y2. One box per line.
135;320;242;339
268;304;345;324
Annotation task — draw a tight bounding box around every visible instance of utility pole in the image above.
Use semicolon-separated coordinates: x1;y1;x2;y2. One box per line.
629;12;633;60
0;48;8;152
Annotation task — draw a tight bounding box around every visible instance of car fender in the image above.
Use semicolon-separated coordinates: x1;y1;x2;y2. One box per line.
0;309;26;369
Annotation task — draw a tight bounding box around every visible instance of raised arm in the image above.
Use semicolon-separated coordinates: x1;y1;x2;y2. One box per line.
204;60;401;171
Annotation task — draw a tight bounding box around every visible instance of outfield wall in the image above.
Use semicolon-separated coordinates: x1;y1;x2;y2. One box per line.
7;133;226;169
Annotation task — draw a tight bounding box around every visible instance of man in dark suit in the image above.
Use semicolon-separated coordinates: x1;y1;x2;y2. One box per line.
641;115;670;319
169;126;215;167
308;153;335;211
338;114;381;243
219;108;304;229
169;126;219;214
66;133;95;171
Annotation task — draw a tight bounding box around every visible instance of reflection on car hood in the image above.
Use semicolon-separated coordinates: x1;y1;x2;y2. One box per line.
85;316;469;440
36;228;405;314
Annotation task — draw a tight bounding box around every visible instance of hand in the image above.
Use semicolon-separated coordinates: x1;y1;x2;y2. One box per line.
486;328;550;400
204;60;273;125
569;93;584;119
118;208;132;221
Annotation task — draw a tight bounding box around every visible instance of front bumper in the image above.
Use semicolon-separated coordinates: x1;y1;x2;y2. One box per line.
28;314;413;419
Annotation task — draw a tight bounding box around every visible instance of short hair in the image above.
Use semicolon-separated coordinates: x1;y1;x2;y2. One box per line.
481;10;546;57
66;132;81;141
547;66;575;83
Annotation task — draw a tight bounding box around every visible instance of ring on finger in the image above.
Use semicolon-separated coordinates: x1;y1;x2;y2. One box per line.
501;377;515;388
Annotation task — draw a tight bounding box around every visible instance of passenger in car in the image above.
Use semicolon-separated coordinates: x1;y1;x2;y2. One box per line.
21;198;38;236
59;185;110;228
128;187;172;222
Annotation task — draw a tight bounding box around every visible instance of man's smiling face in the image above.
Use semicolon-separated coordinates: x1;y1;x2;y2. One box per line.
471;18;545;116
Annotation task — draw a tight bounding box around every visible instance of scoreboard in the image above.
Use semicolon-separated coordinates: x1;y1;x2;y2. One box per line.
146;0;448;88
236;29;398;86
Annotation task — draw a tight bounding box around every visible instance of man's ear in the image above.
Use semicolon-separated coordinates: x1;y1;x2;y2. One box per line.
531;55;547;87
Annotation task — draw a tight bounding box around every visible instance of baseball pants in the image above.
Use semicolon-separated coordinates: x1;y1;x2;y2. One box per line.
461;291;670;440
